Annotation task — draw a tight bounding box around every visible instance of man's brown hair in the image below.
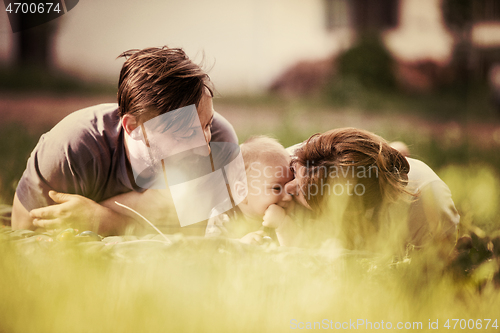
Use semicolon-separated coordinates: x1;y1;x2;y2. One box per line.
117;47;213;119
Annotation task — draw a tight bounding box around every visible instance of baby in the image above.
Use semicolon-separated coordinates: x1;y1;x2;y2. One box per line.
205;136;294;243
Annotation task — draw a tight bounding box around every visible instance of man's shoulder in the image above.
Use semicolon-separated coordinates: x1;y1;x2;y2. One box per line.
57;103;119;130
47;103;120;145
31;103;123;176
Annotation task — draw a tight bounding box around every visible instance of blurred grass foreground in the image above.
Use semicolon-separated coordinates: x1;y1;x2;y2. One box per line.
1;158;500;333
1;225;500;333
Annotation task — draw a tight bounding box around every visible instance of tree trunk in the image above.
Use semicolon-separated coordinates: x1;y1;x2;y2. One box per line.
14;18;58;68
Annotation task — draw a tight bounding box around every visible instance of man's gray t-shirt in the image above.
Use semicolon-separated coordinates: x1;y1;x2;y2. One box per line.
16;103;238;211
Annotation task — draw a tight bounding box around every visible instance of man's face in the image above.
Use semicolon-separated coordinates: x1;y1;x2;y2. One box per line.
196;90;215;152
142;91;215;162
125;90;216;188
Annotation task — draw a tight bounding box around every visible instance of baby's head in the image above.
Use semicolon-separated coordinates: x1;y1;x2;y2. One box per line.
236;136;293;219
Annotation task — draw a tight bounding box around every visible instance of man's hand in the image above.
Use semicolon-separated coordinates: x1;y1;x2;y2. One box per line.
13;188;180;236
28;190;141;235
30;191;102;232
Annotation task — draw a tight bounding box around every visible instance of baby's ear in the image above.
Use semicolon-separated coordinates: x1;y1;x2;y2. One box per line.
232;180;248;204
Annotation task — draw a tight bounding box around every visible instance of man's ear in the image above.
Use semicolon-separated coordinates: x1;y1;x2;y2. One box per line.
121;114;141;139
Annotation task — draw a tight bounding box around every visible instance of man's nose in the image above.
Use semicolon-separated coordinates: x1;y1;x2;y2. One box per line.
191;128;212;157
203;128;212;155
204;128;212;145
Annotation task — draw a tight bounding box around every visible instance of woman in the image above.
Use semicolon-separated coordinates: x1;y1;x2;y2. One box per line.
264;128;460;253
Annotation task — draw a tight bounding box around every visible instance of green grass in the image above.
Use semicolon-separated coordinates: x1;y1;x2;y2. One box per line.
321;79;498;123
0;230;499;333
0;122;42;204
1;86;500;332
0;66;116;95
1;129;500;332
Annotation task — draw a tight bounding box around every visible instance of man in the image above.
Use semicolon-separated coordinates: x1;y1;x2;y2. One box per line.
11;47;238;235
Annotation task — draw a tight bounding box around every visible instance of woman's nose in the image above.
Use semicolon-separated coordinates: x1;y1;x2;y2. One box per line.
284;179;298;196
281;190;292;202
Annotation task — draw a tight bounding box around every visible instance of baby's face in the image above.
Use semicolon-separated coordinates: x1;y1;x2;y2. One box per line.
243;156;294;219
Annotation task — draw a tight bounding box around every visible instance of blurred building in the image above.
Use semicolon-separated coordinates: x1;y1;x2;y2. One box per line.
1;0;499;94
273;0;500;94
0;0;349;94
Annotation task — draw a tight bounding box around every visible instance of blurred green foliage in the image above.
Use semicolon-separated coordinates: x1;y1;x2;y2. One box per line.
0;123;40;204
323;78;496;122
440;165;500;233
0;228;499;333
336;36;396;91
0;66;115;95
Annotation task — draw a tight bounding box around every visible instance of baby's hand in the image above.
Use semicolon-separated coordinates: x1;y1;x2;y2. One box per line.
239;230;265;245
263;204;300;247
262;204;287;229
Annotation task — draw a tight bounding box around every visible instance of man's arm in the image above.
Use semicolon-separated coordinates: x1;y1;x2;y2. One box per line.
12;188;181;236
12;190;139;236
100;188;180;234
11;193;36;231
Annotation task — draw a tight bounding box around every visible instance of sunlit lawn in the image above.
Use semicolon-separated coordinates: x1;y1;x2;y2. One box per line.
1;93;500;332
